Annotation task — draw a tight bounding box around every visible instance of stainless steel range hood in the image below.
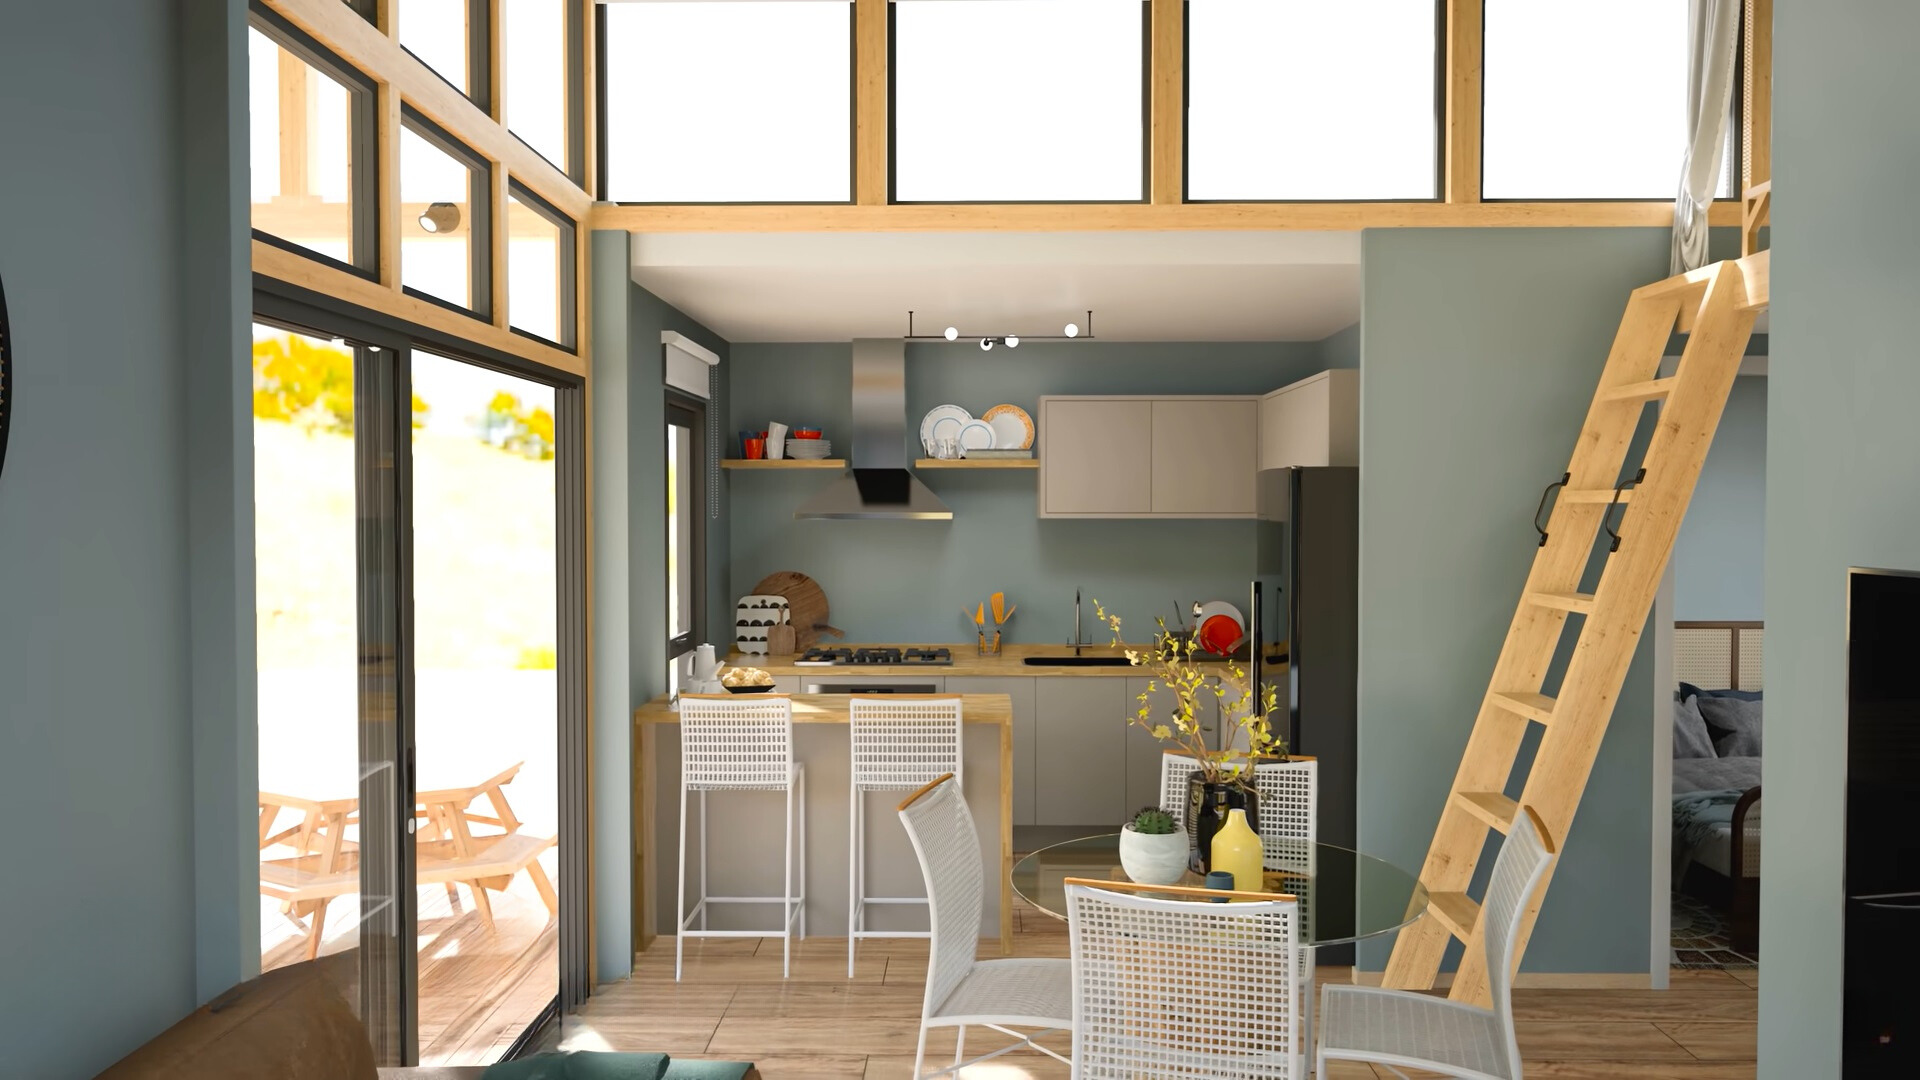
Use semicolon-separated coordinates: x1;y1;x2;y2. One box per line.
794;338;953;521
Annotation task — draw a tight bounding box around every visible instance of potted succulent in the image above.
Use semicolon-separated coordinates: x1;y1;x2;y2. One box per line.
1118;807;1189;886
1096;601;1286;871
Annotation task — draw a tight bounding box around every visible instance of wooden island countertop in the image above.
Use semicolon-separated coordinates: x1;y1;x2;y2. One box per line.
633;692;1014;726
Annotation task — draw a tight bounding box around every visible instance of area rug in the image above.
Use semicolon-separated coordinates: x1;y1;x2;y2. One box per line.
1670;891;1758;970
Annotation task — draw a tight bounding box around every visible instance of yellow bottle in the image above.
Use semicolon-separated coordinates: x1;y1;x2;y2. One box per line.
1210;807;1265;895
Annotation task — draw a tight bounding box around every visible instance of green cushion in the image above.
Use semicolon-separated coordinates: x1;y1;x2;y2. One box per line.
662;1063;754;1080
481;1052;671;1080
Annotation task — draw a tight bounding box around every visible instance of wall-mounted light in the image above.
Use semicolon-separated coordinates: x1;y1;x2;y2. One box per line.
906;310;1094;345
418;201;461;234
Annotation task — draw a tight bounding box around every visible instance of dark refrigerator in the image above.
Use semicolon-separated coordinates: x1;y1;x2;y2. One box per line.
1843;568;1920;1076
1251;467;1359;963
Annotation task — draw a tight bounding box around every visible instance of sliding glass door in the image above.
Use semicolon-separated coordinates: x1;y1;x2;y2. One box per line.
410;350;561;1064
251;299;585;1066
252;322;408;1057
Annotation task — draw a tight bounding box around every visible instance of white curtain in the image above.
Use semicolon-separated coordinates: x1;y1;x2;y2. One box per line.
1671;0;1742;274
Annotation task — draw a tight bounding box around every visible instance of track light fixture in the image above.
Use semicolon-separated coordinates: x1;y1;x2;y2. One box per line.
418;201;461;234
905;310;1095;345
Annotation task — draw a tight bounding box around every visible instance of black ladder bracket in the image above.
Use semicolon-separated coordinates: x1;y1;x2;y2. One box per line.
1533;473;1570;547
1602;468;1647;552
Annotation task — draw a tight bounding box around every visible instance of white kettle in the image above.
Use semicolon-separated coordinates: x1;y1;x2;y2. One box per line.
688;643;725;694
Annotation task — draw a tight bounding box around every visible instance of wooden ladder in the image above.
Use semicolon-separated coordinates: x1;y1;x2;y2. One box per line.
1382;250;1771;1005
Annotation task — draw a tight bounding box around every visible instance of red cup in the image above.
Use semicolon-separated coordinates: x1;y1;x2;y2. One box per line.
743;437;767;460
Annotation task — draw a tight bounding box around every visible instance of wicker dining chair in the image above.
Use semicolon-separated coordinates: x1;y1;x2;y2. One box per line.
1065;878;1304;1078
897;774;1072;1079
1314;805;1559;1080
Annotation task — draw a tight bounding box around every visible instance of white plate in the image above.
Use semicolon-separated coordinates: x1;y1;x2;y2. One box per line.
957;419;996;451
982;404;1034;449
920;404;972;449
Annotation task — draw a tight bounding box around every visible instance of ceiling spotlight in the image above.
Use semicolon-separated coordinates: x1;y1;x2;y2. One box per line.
979;337;995;351
1064;322;1079;338
1005;335;1020;348
418;201;461;234
944;326;958;341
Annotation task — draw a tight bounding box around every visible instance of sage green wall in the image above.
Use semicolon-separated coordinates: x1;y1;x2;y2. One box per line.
1356;227;1668;973
592;237;732;977
1760;3;1920;1074
726;339;1352;644
1673;376;1766;621
1;0;248;1071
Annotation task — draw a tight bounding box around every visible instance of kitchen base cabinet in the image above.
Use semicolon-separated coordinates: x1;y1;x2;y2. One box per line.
1033;678;1129;827
946;677;1037;826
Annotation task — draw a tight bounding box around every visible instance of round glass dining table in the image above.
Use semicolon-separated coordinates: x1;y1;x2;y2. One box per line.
1011;835;1427;946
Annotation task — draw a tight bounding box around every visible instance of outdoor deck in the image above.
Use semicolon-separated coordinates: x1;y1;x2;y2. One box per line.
262;860;557;1066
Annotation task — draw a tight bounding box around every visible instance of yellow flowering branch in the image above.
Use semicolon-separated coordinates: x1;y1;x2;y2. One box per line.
1094;601;1286;790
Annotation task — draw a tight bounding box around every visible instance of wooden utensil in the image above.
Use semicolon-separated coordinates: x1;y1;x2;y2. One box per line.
766;624;796;655
753;571;843;651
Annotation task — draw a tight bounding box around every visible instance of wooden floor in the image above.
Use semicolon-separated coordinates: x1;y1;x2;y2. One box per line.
263;863;558;1066
565;909;1758;1079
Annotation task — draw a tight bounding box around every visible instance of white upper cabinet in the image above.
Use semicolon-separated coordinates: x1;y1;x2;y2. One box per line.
1258;370;1359;470
1038;396;1256;519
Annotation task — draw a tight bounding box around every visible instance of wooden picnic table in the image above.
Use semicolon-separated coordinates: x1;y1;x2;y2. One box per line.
258;762;557;959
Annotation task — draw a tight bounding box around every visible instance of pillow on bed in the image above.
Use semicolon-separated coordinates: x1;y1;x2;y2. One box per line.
1673;694;1718;759
1679;681;1763;703
1698;694;1763;757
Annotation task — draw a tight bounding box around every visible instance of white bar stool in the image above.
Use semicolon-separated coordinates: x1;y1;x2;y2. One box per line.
676;693;805;981
848;695;964;978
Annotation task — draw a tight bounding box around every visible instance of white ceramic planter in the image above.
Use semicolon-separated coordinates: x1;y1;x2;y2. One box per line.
1118;825;1190;886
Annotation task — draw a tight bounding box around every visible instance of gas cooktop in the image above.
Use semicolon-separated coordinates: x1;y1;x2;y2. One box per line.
793;646;953;667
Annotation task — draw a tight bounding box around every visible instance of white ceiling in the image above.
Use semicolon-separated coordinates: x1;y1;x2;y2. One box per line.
627;231;1362;343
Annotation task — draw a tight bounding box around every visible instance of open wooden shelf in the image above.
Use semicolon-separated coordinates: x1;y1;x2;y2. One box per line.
721;458;845;470
915;458;1039;470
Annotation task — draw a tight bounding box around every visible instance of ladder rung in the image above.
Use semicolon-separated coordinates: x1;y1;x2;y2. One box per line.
1558;488;1632;504
1601;377;1678;403
1489;691;1556;724
1526;590;1597;615
1453;791;1518;834
1429;891;1481;942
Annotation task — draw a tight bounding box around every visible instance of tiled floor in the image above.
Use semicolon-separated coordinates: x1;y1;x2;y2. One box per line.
561;909;1758;1079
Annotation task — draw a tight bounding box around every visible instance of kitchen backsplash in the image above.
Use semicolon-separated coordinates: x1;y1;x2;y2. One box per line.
725;336;1353;644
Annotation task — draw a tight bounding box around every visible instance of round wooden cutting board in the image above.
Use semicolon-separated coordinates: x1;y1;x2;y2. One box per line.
752;571;844;651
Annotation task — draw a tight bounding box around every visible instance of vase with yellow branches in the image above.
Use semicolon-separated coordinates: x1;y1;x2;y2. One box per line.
1095;601;1286;871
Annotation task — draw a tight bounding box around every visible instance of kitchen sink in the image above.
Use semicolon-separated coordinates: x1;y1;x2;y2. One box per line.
1021;655;1135;667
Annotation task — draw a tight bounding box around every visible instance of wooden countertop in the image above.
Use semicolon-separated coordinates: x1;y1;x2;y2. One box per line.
634;692;1013;725
719;643;1289;680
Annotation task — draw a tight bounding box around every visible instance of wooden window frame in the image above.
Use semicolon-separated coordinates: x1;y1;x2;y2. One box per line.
588;0;1767;232
254;0;592;374
250;5;384;276
506;179;580;351
886;0;1153;206
399;108;496;321
593;0;857;206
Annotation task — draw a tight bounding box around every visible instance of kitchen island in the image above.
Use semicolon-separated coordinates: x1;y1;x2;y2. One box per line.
633;693;1014;956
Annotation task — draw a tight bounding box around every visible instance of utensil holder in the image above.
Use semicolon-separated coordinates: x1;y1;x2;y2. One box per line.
976;634;1002;657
